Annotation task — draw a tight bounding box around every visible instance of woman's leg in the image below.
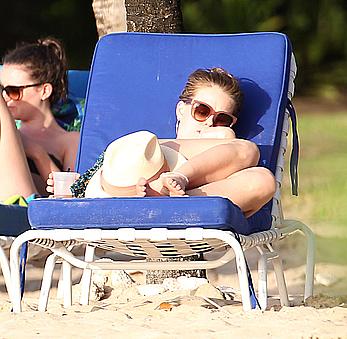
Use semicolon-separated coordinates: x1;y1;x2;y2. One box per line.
161;138;260;189
186;167;276;217
0;98;37;200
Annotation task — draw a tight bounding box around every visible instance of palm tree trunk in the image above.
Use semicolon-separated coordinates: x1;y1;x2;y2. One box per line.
126;0;183;32
92;0;183;37
92;0;127;37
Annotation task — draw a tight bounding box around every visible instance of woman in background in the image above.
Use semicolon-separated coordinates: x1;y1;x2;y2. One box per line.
0;37;79;198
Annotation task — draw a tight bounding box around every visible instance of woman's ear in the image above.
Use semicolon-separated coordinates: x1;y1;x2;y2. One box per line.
176;100;185;121
41;83;53;101
231;116;238;127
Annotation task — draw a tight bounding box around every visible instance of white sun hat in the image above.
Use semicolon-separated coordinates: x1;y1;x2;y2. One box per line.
85;130;186;198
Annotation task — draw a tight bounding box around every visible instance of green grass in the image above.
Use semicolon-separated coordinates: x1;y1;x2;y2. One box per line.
281;112;347;264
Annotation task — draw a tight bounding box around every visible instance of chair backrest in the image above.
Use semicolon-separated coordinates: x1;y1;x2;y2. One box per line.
77;33;292;175
76;33;293;232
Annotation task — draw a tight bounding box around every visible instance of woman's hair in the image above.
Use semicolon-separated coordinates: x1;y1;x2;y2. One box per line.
179;67;243;117
2;37;68;105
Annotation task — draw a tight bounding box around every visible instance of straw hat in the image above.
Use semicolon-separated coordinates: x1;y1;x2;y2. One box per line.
85;131;186;198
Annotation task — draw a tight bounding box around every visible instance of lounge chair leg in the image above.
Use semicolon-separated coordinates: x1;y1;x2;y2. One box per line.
62;260;72;308
282;220;316;300
235;255;252;311
10;238;25;313
57;266;64;299
219;232;252;311
79;245;95;305
257;254;268;310
0;245;12;302
39;253;58;312
272;257;289;306
304;226;315;300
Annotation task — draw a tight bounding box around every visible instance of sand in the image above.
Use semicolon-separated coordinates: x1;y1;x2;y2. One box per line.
1;243;347;338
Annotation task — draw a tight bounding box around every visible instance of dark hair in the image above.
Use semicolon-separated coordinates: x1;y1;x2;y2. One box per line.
179;67;243;117
2;37;68;105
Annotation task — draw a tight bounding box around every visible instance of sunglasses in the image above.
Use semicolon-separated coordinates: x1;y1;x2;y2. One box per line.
1;83;43;101
185;99;236;127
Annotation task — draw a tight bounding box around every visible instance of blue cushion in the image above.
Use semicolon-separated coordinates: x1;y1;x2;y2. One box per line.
29;32;292;235
0;204;30;236
29;196;254;233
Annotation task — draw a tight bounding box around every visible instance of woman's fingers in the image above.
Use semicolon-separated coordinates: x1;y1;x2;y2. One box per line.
46;175;54;193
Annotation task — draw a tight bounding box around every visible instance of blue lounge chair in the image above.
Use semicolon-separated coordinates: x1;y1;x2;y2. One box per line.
10;32;315;312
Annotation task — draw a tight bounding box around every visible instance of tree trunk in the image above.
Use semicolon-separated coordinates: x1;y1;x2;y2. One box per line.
92;0;183;37
92;0;127;37
126;0;183;33
91;0;203;283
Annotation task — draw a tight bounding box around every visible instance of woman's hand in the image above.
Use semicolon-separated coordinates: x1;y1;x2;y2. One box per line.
46;172;54;196
199;126;236;139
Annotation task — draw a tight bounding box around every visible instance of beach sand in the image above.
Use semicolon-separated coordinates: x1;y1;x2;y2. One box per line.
1;241;347;338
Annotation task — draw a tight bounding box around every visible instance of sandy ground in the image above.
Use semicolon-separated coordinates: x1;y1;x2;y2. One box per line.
1;239;347;339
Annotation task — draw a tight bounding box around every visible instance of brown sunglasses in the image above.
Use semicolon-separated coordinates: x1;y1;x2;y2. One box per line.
185;99;236;127
1;83;43;101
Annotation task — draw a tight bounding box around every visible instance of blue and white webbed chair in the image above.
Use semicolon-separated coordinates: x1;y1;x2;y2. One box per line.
0;70;89;301
10;32;315;312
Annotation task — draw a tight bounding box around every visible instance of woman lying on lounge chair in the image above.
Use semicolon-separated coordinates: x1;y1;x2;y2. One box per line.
47;67;275;217
0;37;80;199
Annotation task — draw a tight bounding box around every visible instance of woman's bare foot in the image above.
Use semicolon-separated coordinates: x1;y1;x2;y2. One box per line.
160;172;189;196
136;177;167;197
136;172;189;197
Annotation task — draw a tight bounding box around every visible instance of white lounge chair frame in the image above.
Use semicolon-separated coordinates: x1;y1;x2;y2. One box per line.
0;238;13;300
9;54;315;313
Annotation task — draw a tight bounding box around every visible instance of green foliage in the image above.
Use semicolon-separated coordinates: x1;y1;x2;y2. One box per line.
281;112;347;264
182;0;347;94
282;112;347;234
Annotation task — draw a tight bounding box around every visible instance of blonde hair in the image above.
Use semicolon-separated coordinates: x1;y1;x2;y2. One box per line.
179;67;243;117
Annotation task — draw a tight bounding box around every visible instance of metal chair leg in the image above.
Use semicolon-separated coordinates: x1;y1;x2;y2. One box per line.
0;245;12;302
79;245;95;305
39;253;58;312
62;260;72;308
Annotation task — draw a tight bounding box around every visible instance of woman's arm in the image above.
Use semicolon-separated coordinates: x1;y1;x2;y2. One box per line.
0;96;37;199
61;131;80;171
199;126;236;139
24;141;61;183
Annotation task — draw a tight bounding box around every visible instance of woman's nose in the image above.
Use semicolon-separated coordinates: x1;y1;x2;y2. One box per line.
204;115;214;126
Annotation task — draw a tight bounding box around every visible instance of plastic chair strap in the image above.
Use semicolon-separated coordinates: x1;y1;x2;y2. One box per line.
287;100;299;196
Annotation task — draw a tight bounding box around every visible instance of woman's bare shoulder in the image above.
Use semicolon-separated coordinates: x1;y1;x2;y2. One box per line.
56;131;80;155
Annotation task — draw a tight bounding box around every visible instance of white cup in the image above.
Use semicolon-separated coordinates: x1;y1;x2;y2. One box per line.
53;171;79;198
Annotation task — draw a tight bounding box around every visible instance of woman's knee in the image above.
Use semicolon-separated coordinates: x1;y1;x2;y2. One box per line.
233;140;260;167
246;167;276;200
